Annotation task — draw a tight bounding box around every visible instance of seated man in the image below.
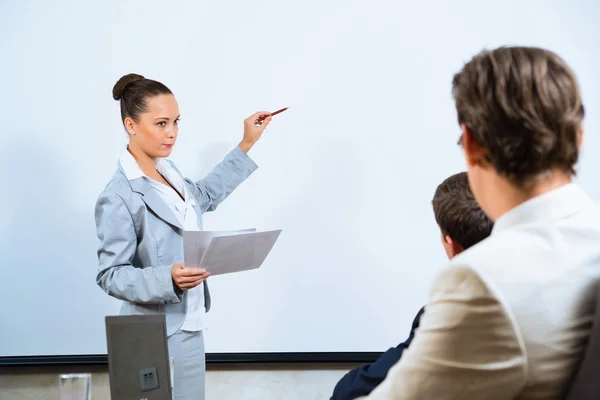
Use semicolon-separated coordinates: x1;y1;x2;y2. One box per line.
361;46;600;399
331;171;493;400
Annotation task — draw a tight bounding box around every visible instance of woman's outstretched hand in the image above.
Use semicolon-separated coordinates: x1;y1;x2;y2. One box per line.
239;111;272;152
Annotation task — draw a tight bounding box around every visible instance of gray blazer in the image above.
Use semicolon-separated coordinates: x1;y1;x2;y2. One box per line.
94;146;258;336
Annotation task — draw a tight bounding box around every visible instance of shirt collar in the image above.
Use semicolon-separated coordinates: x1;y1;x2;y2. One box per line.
118;148;145;181
492;183;593;234
118;147;191;203
155;158;187;200
118;147;172;182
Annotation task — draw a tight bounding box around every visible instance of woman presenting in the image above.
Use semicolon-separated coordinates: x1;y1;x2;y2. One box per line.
94;73;273;399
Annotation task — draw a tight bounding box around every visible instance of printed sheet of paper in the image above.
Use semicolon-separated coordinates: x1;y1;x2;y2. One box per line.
199;230;282;276
183;229;256;268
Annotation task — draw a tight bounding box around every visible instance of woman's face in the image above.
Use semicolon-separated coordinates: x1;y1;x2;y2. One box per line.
126;94;180;159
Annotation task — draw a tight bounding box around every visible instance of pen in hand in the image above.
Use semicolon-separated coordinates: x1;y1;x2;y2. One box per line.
255;107;288;126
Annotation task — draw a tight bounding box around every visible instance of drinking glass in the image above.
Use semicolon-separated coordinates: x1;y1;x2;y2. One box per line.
58;373;91;400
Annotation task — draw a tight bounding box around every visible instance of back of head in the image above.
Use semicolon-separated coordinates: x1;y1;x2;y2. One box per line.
112;73;173;122
432;172;493;249
452;46;585;189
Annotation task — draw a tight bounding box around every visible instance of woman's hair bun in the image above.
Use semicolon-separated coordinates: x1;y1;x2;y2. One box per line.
112;73;145;100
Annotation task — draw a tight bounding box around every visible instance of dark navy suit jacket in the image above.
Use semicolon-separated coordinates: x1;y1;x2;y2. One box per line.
331;307;425;400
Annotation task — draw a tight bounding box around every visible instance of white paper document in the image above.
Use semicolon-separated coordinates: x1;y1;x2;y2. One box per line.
183;229;282;276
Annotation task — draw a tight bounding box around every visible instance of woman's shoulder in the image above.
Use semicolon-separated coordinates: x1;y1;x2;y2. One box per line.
95;170;150;231
100;168;131;193
97;169;138;208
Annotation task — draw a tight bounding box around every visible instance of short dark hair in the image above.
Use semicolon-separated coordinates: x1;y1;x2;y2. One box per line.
432;172;493;249
112;73;173;123
452;46;585;189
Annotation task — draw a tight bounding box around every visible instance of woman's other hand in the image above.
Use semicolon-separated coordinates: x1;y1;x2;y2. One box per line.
171;263;210;290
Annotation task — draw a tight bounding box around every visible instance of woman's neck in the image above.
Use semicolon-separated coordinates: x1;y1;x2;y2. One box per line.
127;144;156;177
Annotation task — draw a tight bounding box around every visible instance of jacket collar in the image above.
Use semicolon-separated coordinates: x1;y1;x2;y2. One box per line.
117;149;183;230
493;183;593;234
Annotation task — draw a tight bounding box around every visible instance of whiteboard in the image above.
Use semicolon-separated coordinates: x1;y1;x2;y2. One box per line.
0;0;599;358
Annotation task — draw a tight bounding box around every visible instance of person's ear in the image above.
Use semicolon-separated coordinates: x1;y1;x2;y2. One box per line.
444;235;465;258
577;125;584;150
460;124;487;167
124;117;136;136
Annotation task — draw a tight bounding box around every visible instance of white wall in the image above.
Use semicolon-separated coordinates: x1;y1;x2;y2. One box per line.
0;365;355;400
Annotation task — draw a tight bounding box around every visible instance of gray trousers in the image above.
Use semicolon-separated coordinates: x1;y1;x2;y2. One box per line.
168;330;206;400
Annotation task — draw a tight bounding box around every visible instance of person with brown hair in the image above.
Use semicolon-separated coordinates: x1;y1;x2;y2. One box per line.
361;46;600;399
95;73;275;400
331;172;493;400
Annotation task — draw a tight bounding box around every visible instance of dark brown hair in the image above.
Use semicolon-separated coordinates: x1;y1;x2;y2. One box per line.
432;172;493;249
452;46;585;188
112;73;173;122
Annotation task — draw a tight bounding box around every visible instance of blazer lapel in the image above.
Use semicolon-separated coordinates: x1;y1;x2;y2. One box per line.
129;177;183;230
167;160;204;229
